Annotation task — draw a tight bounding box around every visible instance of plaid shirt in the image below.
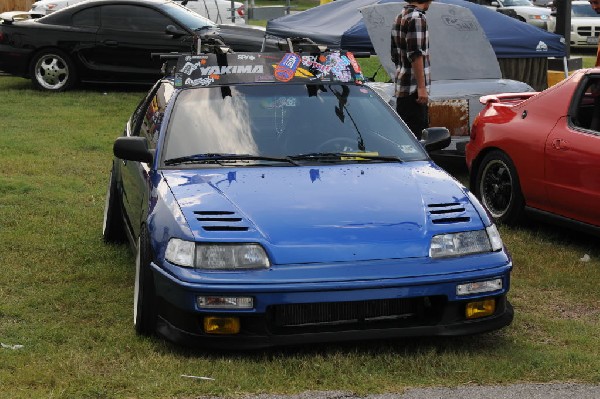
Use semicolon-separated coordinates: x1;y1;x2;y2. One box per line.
390;5;430;97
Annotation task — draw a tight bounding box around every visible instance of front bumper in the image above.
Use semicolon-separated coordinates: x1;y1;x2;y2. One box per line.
149;257;513;349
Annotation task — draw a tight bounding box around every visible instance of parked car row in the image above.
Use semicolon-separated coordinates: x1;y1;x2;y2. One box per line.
1;0;598;350
0;0;284;91
547;0;600;48
467;0;553;30
29;0;246;24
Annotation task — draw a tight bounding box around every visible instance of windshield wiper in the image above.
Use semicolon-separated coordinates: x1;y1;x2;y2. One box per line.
164;153;299;166
289;153;403;163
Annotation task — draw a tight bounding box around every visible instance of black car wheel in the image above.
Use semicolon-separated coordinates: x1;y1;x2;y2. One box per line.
30;49;77;92
475;150;524;225
102;166;127;243
134;227;158;336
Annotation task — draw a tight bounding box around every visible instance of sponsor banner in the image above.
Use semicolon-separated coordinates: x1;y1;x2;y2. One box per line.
175;52;364;88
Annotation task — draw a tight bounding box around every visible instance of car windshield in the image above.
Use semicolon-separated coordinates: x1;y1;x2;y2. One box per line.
159;2;215;29
162;84;427;165
573;3;600;17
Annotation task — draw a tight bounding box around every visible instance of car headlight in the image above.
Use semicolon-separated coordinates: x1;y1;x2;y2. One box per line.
165;239;270;270
530;14;548;20
429;225;503;258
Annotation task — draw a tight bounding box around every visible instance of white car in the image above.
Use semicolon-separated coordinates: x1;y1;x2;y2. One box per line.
29;0;82;16
29;0;246;25
548;1;600;47
474;0;553;30
175;0;245;25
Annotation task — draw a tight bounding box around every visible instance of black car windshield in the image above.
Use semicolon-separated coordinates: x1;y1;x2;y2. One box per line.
159;2;215;30
162;84;428;164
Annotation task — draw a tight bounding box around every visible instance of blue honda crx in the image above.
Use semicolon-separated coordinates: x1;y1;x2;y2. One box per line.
102;46;513;349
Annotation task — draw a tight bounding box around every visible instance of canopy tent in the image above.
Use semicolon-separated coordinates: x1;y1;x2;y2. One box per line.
266;0;566;90
265;0;566;59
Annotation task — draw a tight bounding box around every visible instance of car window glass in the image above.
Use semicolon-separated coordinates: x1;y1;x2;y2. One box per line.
139;84;173;149
72;7;99;27
163;84;427;162
100;5;173;32
573;77;600;131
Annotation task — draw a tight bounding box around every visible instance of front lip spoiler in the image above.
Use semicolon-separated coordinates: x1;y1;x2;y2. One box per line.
154;301;514;350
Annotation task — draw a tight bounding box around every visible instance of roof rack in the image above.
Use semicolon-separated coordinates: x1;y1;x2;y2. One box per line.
152;30;234;76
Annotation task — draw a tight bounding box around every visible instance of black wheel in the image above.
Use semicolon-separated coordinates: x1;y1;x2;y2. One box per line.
475;150;525;225
29;49;77;92
134;228;158;336
102;166;126;243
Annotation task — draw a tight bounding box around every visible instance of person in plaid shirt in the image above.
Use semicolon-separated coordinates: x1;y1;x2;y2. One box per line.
391;0;432;140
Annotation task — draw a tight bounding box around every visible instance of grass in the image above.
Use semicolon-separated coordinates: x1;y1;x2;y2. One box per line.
1;71;599;399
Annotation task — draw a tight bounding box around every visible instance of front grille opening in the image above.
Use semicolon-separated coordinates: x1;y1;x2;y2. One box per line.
266;296;446;335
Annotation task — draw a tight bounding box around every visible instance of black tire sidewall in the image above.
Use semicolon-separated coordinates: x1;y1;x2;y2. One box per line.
102;166;126;243
475;150;524;225
134;227;157;336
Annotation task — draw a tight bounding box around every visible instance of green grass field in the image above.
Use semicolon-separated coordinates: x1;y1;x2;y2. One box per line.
0;63;599;398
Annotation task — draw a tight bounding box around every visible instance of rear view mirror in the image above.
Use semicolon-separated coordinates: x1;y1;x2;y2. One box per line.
420;127;451;152
113;137;154;164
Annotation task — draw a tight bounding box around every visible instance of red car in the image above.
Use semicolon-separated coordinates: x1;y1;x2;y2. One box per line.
466;69;600;235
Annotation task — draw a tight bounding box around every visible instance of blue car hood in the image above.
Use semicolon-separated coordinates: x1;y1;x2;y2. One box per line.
162;162;484;264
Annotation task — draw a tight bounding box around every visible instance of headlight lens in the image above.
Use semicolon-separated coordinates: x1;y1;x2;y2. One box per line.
165;239;270;270
196;244;270;270
165;238;195;267
429;225;503;258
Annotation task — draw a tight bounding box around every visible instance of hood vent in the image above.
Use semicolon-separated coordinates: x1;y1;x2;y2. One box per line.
427;202;470;224
194;210;249;232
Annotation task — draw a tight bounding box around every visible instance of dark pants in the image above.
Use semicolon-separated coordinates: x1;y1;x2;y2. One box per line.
396;92;429;140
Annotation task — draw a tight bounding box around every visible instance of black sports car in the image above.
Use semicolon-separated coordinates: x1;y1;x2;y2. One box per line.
0;0;284;91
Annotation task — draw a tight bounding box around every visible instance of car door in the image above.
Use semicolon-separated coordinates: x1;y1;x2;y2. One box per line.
89;4;192;82
120;82;172;240
544;76;600;227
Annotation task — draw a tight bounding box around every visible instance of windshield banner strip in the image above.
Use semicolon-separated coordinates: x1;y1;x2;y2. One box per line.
175;52;365;88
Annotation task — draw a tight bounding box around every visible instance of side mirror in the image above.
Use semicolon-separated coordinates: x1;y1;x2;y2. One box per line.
491;1;500;6
113;137;154;164
420;127;451;152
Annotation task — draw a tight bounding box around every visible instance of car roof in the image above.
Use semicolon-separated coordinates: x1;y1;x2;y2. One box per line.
37;0;189;25
169;51;366;89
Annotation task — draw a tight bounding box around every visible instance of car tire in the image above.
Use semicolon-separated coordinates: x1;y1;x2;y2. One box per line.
134;227;158;336
102;165;127;243
475;150;525;225
29;48;77;92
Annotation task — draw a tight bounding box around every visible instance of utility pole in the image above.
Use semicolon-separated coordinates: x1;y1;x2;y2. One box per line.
553;0;572;58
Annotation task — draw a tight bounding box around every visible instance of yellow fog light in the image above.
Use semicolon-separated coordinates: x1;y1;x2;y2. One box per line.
465;299;496;319
203;316;240;334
